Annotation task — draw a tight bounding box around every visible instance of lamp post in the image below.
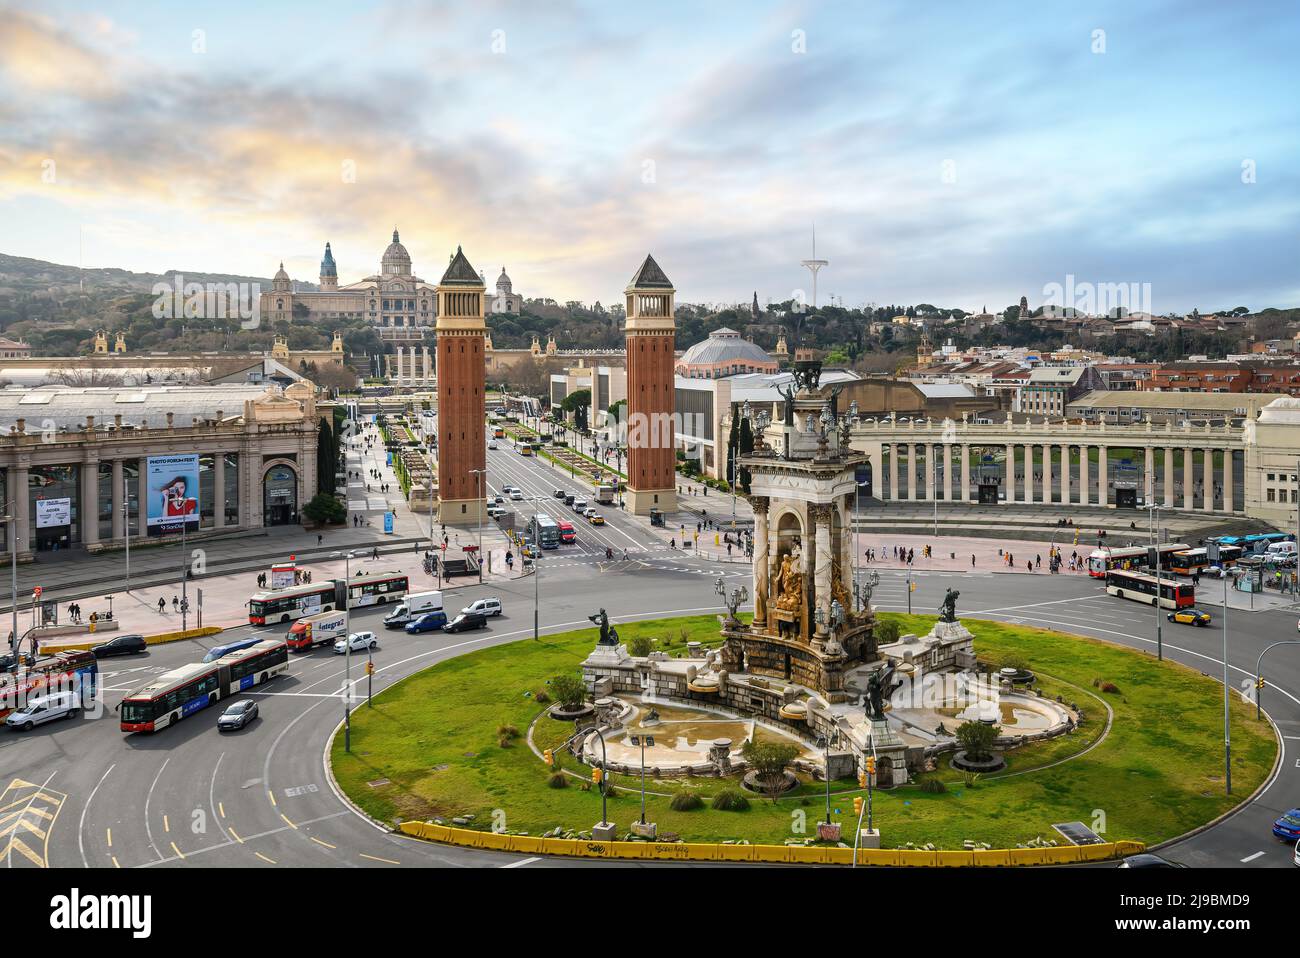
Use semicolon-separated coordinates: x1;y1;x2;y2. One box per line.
1;506;17;668
815;731;837;826
1149;504;1163;661
330;550;355;751
123;471;131;592
1221;567;1231;795
469;468;486;583
630;733;654;824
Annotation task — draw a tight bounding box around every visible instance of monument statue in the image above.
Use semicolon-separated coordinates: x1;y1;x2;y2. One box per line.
939;588;960;624
590;607;619;647
864;663;901;721
773;554;804;612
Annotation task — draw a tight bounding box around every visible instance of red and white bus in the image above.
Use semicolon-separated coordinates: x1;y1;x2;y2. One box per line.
248;580;341;625
1170;546;1243;577
0;651;98;719
345;571;409;608
1087;542;1190;578
1105;569;1195;609
119;639;289;733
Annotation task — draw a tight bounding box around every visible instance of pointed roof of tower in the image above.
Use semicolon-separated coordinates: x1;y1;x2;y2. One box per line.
626;254;673;290
439;245;482;286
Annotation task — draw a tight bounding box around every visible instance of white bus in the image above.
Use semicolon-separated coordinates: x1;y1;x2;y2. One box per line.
248;580;340;625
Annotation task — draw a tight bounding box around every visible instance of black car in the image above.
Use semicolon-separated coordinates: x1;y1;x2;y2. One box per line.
443;611;488;634
91;634;147;658
0;651;35;671
1117;853;1187;868
217;700;259;731
553;489;567;499
563;494;576;506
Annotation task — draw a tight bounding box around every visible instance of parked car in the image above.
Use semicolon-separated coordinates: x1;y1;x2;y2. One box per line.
5;691;80;730
563;494;576;507
0;650;35;671
460;597;502;617
216;700;259;731
1294;839;1300;868
334;631;379;655
1116;853;1187;868
1167;608;1212;627
1273;808;1300;842
405;610;450;634
443;611;488;633
91;634;148;658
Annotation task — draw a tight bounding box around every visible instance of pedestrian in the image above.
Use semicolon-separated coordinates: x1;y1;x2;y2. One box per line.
172;595;179;611
372;547;379;561
158;597;166;614
971;554;976;568
317;533;323;546
1027;559;1032;572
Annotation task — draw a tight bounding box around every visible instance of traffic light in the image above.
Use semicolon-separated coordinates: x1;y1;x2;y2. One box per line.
364;660;374;676
864;756;877;775
909;581;916;593
592;768;603;785
857;770;867;788
853;796;864;816
543;749;554;766
1256;677;1266;690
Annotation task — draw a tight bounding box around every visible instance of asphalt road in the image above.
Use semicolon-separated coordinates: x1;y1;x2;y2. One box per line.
4;445;1297;869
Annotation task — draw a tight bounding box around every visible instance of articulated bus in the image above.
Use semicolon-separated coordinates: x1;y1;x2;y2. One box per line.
1212;532;1291;555
1169;546;1243;576
248;580;341;625
346;571;409;607
1105;570;1195;609
1086;542;1190;578
0;651;98;720
120;639;289;733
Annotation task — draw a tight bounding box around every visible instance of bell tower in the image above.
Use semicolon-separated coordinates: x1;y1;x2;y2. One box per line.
623;254;677;515
435;246;488;525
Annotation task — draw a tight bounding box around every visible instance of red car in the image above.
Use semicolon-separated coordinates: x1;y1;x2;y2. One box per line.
557;521;577;544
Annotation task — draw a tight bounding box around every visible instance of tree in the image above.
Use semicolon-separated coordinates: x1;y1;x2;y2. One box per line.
741;739;799;803
955;720;997;762
303;492;345;525
548;673;588;710
316;419;337;495
561;387;591;431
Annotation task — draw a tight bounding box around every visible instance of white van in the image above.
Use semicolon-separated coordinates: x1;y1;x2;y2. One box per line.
6;691;81;730
1267;540;1297;561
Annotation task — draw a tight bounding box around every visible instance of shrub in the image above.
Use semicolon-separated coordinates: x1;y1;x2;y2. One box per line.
547;772;568;789
919;777;947;794
533;690;550;705
874;619;901;644
548;673;588;710
711;789;750;811
626;634;653;657
1100;681;1121;695
962;771;982;789
303;492;346;525
497;724;519;740
497;736;512;748
956;720;997;762
741;740;800;803
1000;653;1031;672
669;792;704;811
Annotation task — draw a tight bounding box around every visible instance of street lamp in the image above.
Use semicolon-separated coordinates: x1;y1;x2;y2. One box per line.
630;733;655;824
330;550;356;751
815;731;838;826
469;468;487;583
0;506;17;669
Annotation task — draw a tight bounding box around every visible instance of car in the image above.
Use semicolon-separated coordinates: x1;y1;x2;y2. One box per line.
493;494;506;504
334;631;378;654
1116;853;1187;868
572;499;588;513
1167;608;1212;626
444;611;488;633
563;494;576;506
1273;809;1300;842
587;512;605;526
217;700;259;731
509;489;524;501
91;634;147;658
557;521;577;544
460;597;502;617
1294;839;1300;868
0;650;35;671
488;440;498;450
405;610;449;634
5;691;80;730
553;489;567;500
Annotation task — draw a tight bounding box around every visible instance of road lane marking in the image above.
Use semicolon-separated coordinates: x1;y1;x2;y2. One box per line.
280;814;298;829
310;836;336;849
219;803;225;817
170;841;185;859
1;774;63;868
267;790;277;807
139;810;349;866
502;856;540;868
255;852;276;864
228;828;243;844
163;815;170;833
78;763;116;869
111;856;120;868
360;853;399;864
1240;851;1265;862
143;758;170;864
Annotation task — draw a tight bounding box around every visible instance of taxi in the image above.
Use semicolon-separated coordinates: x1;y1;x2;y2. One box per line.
1166;607;1212;627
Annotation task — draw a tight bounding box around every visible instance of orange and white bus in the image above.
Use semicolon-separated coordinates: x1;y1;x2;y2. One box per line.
345;571;409;608
248;580;341;625
1170;545;1243;576
1087;542;1190;578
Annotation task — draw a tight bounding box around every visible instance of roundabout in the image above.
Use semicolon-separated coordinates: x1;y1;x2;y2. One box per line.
330;610;1278;856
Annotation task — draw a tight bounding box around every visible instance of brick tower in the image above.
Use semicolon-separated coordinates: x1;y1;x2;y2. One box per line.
436;246;487;525
623;254;677;515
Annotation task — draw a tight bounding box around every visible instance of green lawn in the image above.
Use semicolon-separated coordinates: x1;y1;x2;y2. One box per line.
331;613;1276;849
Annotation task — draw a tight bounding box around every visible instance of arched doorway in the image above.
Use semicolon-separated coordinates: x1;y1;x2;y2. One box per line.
262;464;299;527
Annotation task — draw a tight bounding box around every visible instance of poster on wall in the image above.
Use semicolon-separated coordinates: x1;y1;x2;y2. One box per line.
35;497;71;528
146;454;201;535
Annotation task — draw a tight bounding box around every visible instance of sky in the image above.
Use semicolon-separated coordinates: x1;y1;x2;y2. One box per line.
0;0;1297;314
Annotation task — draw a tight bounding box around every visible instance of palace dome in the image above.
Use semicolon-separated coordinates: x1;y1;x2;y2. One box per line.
679;327;774;368
381;229;412;277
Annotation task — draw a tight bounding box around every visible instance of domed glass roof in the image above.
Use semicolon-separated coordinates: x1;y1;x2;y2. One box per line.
679;328;774;367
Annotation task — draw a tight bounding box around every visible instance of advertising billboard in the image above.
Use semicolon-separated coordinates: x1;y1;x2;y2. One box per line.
35;497;71;528
146;454;201;534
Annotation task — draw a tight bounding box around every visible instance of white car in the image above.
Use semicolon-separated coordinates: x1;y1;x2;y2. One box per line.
334;631;378;655
488;440;498;450
460;597;503;617
509;489;524;501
